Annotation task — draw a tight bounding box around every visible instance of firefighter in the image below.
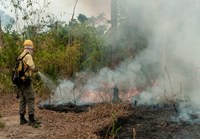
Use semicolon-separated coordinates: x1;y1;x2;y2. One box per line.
17;39;40;126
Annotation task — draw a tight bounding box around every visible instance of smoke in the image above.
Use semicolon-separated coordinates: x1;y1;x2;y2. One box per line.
78;0;111;17
49;0;111;21
127;0;200;101
38;72;56;92
84;0;200;121
40;0;200;121
39;72;85;105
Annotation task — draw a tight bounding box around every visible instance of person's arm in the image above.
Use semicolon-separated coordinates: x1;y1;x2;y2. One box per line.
24;54;38;74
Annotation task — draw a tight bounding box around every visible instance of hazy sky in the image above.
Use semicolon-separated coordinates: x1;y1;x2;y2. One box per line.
0;0;111;23
47;0;111;21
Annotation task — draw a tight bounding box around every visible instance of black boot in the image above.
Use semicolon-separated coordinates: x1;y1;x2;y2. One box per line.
28;114;41;126
20;113;28;125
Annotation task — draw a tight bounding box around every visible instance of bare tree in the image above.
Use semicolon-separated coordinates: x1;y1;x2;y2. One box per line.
68;0;79;45
1;0;51;42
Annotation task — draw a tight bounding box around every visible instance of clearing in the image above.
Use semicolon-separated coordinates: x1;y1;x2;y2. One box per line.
0;94;200;139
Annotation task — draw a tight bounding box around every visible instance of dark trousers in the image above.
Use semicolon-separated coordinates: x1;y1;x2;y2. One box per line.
18;84;35;115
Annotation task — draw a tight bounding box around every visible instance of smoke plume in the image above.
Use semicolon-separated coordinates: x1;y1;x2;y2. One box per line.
41;0;200;122
49;0;111;21
83;0;200;121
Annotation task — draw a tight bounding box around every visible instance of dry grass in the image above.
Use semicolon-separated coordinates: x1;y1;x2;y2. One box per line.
0;93;134;139
37;102;133;139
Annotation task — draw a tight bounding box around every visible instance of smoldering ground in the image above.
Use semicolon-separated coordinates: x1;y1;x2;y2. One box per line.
86;0;200;104
40;0;200;122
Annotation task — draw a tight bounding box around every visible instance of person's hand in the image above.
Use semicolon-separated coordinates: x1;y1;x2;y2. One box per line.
34;72;40;80
33;68;39;73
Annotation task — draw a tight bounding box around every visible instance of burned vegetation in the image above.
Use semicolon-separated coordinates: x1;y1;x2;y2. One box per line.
37;97;200;139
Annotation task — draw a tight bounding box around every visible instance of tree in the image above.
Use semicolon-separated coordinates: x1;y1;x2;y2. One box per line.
78;14;88;23
1;0;52;46
109;0;148;67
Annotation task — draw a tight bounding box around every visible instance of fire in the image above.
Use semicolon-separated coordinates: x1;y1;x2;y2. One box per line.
80;86;141;103
80;90;112;103
120;87;140;101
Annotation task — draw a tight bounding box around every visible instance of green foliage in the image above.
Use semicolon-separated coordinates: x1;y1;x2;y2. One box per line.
0;45;19;69
0;5;148;95
31;123;40;128
65;43;81;77
69;20;109;71
0;13;108;93
105;112;122;139
110;112;121;137
78;14;88;23
0;71;14;93
0;31;21;93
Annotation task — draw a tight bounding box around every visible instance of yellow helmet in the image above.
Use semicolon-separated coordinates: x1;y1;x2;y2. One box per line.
23;40;34;49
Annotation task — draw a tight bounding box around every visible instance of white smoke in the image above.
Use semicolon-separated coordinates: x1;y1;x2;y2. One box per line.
51;80;75;105
83;0;200;121
40;0;200;121
49;0;111;21
38;72;56;91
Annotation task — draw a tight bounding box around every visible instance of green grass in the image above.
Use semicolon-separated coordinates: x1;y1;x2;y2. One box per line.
32;123;40;128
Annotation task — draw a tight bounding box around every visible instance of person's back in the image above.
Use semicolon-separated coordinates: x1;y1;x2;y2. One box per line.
17;40;40;126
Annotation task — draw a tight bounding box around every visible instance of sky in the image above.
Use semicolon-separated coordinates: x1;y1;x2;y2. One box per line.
0;0;111;25
49;0;111;21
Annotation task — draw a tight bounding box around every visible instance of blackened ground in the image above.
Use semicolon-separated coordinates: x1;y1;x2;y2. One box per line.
38;102;93;113
38;101;200;139
105;105;200;139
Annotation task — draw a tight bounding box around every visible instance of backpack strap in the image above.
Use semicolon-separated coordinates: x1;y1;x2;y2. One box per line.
16;52;30;75
17;52;29;61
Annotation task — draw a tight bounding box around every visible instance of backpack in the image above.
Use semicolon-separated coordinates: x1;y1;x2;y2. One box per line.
12;53;29;86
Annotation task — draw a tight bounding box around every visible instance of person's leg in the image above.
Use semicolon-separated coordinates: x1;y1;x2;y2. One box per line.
25;85;35;115
24;85;40;125
19;89;28;125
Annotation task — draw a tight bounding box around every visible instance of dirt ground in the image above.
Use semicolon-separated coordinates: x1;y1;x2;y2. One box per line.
1;93;200;139
0;93;132;139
